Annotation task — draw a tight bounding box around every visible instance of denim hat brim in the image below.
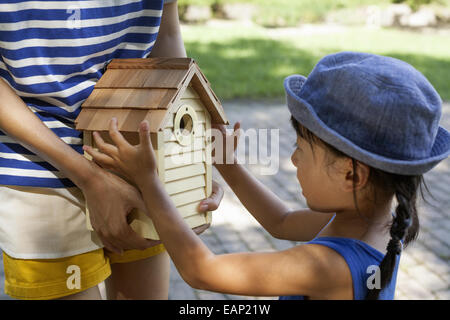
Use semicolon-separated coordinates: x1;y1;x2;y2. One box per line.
285;75;450;175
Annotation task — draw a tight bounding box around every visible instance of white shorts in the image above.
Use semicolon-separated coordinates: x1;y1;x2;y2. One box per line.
0;185;102;259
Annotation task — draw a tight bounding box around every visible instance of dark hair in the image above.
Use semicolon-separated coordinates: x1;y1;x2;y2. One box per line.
290;116;427;300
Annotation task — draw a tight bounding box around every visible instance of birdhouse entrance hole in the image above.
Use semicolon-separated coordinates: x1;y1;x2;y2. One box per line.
180;113;193;136
174;104;198;146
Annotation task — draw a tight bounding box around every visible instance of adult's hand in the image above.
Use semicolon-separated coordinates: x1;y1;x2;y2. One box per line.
80;160;156;254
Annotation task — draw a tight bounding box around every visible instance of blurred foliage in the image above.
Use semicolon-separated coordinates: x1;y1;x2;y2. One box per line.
178;0;392;26
177;1;450;101
391;0;442;11
182;23;450;100
178;0;450;26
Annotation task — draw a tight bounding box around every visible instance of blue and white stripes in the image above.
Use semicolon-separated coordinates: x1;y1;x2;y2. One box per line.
0;0;166;188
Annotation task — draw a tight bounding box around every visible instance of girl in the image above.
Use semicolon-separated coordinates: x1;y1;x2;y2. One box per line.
84;52;450;300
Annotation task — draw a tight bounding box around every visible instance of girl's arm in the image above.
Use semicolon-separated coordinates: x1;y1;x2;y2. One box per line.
84;120;350;297
216;162;334;241
214;123;334;241
137;172;347;297
0;78;153;253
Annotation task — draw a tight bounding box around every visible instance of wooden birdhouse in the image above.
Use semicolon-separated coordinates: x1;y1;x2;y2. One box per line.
75;58;228;241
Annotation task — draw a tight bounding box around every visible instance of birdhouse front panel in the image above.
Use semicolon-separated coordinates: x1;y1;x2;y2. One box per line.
162;86;213;229
75;58;228;243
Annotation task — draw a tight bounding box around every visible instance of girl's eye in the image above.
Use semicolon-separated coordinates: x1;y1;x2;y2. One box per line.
293;142;301;150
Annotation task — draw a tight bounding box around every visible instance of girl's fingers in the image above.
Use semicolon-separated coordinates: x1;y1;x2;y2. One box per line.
139;120;152;150
93;131;118;157
108;118;130;150
233;122;241;138
198;180;224;212
233;122;241;150
83;145;116;168
197;201;209;212
212;123;226;136
211;180;225;208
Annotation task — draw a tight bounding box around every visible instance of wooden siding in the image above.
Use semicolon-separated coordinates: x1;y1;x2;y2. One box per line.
165;163;206;183
165;175;205;196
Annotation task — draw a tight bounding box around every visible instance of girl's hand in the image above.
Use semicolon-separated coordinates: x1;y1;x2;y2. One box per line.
83;117;157;187
211;122;241;166
197;180;224;213
84;118;226;215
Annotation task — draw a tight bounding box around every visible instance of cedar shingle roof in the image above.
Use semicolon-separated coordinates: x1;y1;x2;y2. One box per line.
75;58;228;133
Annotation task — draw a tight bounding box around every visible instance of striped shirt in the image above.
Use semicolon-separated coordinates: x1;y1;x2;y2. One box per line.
0;0;174;188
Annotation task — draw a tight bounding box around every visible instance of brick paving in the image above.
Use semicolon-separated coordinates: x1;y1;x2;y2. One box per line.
0;100;448;300
168;99;450;300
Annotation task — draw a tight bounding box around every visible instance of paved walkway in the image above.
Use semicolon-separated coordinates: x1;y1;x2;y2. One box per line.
1;100;449;300
168;99;450;300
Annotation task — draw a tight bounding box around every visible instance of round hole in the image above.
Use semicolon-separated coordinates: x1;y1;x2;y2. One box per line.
179;114;193;136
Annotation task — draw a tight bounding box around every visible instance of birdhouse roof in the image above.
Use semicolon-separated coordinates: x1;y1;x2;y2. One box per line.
75;58;228;133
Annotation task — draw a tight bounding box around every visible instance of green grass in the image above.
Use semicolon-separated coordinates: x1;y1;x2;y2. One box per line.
182;23;450;101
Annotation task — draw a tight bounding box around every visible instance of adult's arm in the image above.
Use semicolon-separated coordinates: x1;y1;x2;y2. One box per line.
149;0;187;58
0;78;154;253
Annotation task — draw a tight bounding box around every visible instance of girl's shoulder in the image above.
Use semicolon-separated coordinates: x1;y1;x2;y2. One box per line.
302;236;389;299
304;236;386;271
284;239;354;298
308;236;385;257
283;236;390;299
307;236;402;300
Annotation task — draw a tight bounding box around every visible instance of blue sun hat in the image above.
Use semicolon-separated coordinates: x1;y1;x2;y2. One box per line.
285;51;450;175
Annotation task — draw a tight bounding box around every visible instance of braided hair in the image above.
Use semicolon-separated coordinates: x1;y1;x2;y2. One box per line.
290;116;424;300
365;173;422;299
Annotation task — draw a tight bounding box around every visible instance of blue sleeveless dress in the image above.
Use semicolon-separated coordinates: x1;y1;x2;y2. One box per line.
279;236;400;300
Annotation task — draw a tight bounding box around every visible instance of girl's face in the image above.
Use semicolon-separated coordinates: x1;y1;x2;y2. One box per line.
290;136;348;212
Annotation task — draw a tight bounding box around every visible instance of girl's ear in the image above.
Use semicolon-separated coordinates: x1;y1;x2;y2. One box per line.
341;158;370;192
